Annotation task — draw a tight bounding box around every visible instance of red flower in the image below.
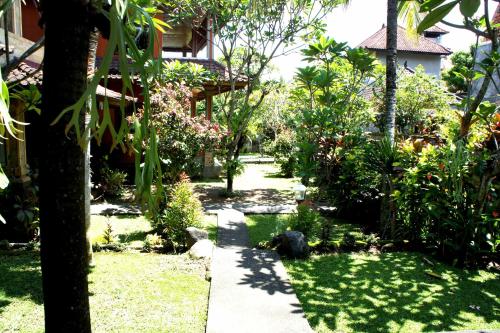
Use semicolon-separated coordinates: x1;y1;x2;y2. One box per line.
493;211;499;218
426;173;432;180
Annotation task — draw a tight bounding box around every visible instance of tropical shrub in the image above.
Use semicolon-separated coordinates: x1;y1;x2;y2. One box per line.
146;83;224;183
287;204;323;240
0;182;39;242
340;232;356;251
265;129;297;177
373;65;454;137
99;167;127;198
291;36;377;191
152;176;203;251
393;139;499;266
442;48;475;94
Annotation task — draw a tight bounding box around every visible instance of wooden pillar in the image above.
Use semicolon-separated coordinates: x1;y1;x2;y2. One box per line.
207;17;214;60
206;94;213;121
191;97;197;117
192;28;198;58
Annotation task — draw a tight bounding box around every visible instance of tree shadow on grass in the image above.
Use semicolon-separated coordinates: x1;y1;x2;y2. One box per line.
285;252;500;332
0;252;43;312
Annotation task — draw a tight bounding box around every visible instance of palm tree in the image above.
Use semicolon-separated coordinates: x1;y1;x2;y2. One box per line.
386;0;397;145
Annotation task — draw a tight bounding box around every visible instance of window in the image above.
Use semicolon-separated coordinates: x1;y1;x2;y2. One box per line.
0;0;22;36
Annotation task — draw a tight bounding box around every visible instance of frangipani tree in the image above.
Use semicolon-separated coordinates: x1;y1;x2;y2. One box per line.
202;0;350;193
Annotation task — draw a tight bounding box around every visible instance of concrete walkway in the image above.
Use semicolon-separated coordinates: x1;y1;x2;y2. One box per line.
206;209;313;333
204;203;296;215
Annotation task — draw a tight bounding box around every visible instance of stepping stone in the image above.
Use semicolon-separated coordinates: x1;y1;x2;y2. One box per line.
207;209;313;333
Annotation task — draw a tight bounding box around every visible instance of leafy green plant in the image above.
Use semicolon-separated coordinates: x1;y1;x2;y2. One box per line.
143;233;163;252
99;167;127;198
152;177;203;251
0;182;40;241
373;65;453;137
102;220;114;245
266;129;297;177
340;232;356;251
287;204;323;240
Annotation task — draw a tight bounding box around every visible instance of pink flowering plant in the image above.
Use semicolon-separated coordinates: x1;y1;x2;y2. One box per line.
140;83;224;183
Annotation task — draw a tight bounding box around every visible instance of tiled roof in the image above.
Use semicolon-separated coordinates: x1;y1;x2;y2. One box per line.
96;85;137;102
424;25;449;34
358;25;452;55
7;62;43;86
163;57;247;83
6;62;135;102
96;56;247;84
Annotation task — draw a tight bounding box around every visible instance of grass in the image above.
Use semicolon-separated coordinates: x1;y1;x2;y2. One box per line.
0;252;209;333
246;214;289;246
245;214;365;247
89;214;217;246
203;214;218;243
89;215;151;247
284;252;500;333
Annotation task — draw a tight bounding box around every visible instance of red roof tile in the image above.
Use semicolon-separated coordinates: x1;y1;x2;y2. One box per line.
7;62;43;86
6;62;135;102
96;56;247;84
358;25;451;55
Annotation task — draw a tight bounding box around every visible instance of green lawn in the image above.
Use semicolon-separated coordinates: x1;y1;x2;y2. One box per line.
0;214;215;332
245;214;364;247
284;252;500;333
203;214;218;243
89;215;152;246
246;214;289;246
0;252;209;333
89;214;217;246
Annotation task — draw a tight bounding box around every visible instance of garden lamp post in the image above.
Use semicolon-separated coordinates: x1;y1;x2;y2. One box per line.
294;183;307;205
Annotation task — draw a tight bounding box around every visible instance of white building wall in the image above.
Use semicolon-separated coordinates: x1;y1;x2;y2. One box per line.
375;51;443;78
471;43;499;104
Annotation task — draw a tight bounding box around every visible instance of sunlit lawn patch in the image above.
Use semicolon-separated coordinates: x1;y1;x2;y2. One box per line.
284;252;500;333
245;214;365;247
0;252;209;333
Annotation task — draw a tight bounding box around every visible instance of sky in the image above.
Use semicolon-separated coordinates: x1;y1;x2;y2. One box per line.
270;0;499;81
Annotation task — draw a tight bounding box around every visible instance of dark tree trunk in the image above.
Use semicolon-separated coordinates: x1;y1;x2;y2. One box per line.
226;135;245;193
386;0;398;145
39;1;92;331
227;170;234;193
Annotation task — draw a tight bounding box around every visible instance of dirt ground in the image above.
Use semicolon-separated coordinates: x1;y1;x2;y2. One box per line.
192;163;300;208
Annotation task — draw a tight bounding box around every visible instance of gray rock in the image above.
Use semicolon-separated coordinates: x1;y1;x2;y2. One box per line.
186;227;209;248
189;239;214;259
271;231;309;259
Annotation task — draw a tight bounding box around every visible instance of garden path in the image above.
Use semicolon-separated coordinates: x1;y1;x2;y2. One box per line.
207;209;313;333
194;163;299;213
